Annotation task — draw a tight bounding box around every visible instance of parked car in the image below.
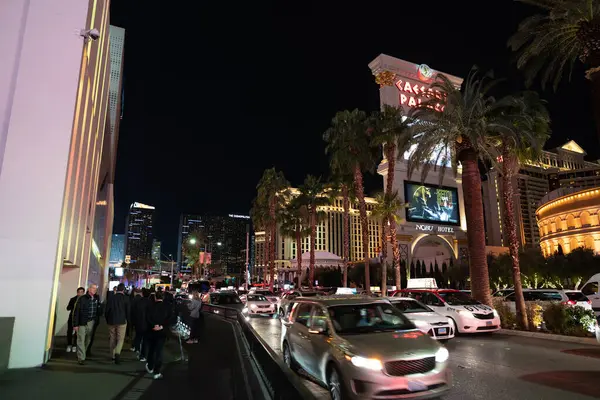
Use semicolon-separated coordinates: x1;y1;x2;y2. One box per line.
249;289;279;304
204;291;244;312
395;289;501;334
388;297;455;341
501;289;592;313
281;296;451;399
242;294;277;317
581;273;600;315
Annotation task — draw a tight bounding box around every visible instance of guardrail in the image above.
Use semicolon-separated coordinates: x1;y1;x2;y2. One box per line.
200;304;319;400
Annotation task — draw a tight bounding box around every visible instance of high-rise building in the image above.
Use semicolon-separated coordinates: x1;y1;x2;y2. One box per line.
0;0;111;368
252;189;382;283
107;25;125;180
125;202;155;263
177;214;250;275
109;234;126;267
152;240;162;265
483;140;599;248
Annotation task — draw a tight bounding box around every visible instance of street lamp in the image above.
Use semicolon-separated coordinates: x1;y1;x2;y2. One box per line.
189;238;197;245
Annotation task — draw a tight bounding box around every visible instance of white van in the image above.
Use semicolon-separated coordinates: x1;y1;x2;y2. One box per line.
581;273;600;315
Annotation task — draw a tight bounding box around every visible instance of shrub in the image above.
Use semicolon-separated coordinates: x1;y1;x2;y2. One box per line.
525;302;544;331
492;298;516;329
542;303;595;336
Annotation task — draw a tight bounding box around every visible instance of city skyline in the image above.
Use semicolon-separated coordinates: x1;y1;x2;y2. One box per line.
108;1;598;261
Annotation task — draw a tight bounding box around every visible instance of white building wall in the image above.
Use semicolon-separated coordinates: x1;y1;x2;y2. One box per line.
0;0;110;368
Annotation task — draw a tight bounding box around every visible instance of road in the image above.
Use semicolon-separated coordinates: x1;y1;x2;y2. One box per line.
249;316;600;399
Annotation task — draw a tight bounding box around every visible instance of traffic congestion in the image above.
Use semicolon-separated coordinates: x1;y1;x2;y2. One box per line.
175;277;600;400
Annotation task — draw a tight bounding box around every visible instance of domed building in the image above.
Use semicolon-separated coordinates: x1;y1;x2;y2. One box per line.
536;187;600;256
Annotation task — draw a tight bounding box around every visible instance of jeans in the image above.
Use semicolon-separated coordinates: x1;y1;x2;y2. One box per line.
146;334;166;374
108;323;127;357
67;318;77;346
76;320;95;361
133;328;147;356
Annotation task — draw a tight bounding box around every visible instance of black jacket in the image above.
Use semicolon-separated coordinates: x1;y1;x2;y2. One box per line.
72;293;101;327
131;295;151;331
146;301;172;337
105;292;131;325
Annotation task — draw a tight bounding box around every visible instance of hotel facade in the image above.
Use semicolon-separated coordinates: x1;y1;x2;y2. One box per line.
0;0;114;369
253;189;381;283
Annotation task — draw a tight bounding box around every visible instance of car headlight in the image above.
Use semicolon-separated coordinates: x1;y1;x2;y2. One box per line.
188;294;193;299
412;320;429;328
493;309;499;318
242;307;248;314
435;347;449;363
348;356;383;371
250;304;258;309
457;310;472;316
447;318;454;326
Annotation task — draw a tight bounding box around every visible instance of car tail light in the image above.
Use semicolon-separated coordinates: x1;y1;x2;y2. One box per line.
562;300;576;306
587;300;592;304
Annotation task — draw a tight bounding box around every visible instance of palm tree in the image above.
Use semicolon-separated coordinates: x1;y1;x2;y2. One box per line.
279;197;310;287
508;0;600;142
372;191;405;294
494;91;551;329
324;109;377;294
370;105;411;290
407;70;516;306
328;173;355;287
297;175;330;289
253;168;290;290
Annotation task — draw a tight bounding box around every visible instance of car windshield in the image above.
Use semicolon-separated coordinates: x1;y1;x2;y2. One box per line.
256;291;274;296
391;299;433;313
328;303;415;335
438;292;480;306
219;294;242;304
247;294;267;302
566;292;588;302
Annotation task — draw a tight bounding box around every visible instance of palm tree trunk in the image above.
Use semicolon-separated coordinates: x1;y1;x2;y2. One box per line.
385;144;396;194
296;229;303;287
381;218;388;296
390;217;401;289
263;232;269;284
342;184;350;287
354;165;370;294
460;150;492;306
270;221;276;291
309;211;316;289
502;151;528;330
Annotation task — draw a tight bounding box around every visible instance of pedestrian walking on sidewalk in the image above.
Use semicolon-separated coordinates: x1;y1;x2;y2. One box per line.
186;291;202;344
131;288;151;361
66;287;85;353
73;284;99;365
145;291;172;380
105;283;130;364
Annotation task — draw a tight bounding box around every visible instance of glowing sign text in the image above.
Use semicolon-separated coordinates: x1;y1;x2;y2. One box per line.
395;79;446;112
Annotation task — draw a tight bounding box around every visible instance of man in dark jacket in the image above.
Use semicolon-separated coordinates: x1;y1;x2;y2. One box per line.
105;283;130;364
145;290;172;380
66;287;85;353
131;288;151;361
73;284;99;364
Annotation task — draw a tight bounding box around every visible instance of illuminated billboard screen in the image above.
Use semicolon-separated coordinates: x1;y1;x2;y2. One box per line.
404;181;460;226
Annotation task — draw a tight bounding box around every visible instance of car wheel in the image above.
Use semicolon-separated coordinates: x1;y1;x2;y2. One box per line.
283;342;298;372
327;365;347;400
448;317;459;335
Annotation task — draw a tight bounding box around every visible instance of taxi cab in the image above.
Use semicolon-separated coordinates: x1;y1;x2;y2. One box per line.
393;279;500;334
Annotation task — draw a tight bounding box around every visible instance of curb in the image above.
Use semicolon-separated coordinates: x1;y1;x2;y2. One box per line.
497;329;600;346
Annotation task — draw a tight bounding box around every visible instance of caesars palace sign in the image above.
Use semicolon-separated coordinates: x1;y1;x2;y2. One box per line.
395;64;446;112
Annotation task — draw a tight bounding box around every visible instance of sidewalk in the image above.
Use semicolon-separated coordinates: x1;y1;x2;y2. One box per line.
0;322;184;400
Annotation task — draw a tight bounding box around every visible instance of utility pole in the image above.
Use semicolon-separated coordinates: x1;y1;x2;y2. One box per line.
245;224;250;291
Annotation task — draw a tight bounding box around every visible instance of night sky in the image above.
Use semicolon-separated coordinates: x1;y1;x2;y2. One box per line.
109;1;598;256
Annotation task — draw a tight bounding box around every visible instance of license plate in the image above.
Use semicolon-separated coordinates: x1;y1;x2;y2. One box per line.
438;328;447;335
407;380;427;392
486;321;492;326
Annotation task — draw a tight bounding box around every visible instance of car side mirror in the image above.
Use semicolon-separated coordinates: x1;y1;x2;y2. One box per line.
308;326;326;334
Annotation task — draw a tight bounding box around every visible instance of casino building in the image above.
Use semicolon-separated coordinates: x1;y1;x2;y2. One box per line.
368;54;469;269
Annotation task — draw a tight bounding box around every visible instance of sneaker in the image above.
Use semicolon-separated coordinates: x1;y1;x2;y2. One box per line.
78;360;85;365
153;373;163;380
66;345;72;352
139;357;147;362
130;347;136;352
72;347;77;353
145;363;154;374
114;354;121;365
